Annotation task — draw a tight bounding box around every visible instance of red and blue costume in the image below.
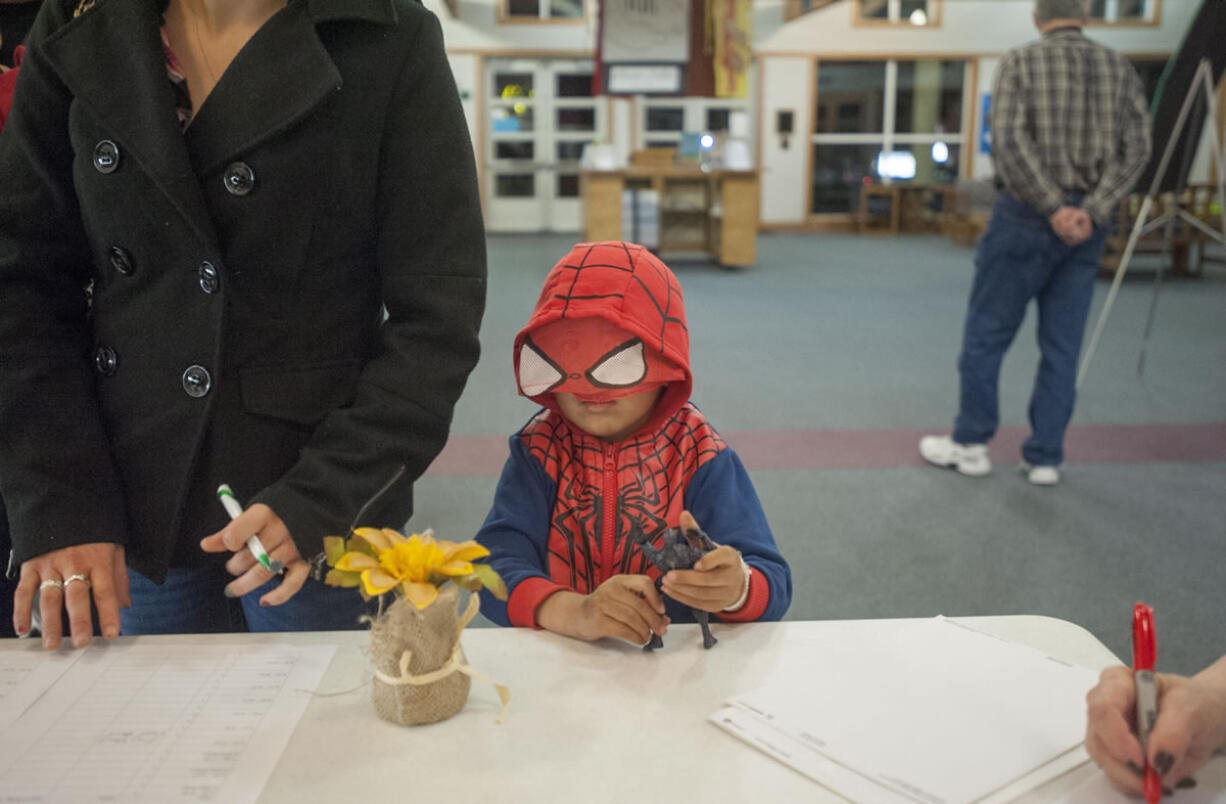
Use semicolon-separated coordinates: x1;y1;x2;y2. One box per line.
477;242;791;628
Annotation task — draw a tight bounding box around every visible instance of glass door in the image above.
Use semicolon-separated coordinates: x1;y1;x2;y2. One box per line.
485;59;602;233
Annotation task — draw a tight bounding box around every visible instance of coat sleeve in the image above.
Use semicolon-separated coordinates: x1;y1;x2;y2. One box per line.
252;9;487;558
474;436;568;628
684;447;792;622
0;0;132;568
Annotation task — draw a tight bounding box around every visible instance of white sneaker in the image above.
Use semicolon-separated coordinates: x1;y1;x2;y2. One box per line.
918;435;992;477
1020;462;1060;486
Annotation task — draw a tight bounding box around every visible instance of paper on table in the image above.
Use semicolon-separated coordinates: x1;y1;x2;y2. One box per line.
0;642;335;804
0;647;82;729
712;617;1101;804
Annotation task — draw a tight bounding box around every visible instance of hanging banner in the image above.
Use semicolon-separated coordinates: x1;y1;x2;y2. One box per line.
602;0;690;64
710;0;751;98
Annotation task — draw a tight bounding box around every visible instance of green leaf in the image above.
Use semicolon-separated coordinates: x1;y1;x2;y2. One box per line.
345;535;378;558
323;536;346;567
324;568;361;588
452;574;483;592
472;563;507;601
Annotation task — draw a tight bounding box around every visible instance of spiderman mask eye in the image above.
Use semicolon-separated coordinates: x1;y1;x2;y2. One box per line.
586;338;647;389
519;337;564;395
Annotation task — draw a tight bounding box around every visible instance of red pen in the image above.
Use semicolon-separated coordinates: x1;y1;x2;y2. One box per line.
1133;602;1162;804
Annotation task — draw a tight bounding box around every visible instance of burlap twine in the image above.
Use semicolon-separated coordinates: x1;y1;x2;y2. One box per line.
366;584;509;726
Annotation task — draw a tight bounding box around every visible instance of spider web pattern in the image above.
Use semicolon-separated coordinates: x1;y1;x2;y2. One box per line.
551;242;687;357
519;402;726;594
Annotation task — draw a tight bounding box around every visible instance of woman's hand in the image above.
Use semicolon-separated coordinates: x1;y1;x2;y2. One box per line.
199;503;310;606
1086;660;1226;794
659;511;748;613
13;542;129;649
537;575;669;645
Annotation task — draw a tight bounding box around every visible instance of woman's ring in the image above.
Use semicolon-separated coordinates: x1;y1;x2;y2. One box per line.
65;574;91;590
39;578;64;591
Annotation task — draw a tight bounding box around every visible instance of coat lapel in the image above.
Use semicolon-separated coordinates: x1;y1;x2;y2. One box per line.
184;0;341;177
42;0;217;248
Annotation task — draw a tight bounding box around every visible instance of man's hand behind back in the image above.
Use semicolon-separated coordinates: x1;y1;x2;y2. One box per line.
1049;206;1094;246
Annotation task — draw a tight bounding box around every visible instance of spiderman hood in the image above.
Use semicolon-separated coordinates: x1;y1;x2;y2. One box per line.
514;242;692;436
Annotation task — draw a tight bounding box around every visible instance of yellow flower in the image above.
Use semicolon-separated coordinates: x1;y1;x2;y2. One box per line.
327;528;496;609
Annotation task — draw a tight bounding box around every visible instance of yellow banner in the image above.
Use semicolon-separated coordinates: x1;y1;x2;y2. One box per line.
711;0;751;99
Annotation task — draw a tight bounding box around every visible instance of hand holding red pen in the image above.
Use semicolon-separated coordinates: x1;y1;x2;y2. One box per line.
1132;603;1163;803
1086;647;1226;797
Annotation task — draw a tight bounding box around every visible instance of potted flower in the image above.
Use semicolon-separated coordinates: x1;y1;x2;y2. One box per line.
324;527;508;725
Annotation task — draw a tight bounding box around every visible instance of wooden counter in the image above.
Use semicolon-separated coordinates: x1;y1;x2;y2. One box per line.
581;166;760;267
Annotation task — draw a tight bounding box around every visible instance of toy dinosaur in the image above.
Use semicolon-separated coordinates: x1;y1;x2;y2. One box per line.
631;519;719;650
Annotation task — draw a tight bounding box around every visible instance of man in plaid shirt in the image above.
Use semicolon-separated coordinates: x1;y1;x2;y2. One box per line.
921;0;1151;486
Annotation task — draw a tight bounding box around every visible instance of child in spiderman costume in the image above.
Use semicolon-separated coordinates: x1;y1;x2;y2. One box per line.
476;241;791;646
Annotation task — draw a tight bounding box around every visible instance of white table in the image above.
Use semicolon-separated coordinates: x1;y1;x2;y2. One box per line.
8;616;1217;803
191;616;1116;802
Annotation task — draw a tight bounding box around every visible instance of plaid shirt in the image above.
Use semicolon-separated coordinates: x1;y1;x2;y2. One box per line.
991;27;1151;224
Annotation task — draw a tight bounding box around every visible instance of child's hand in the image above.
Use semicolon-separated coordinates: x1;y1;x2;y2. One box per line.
660;512;749;612
537;575;668;645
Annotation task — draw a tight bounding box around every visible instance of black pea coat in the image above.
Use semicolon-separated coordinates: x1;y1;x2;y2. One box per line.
0;0;486;582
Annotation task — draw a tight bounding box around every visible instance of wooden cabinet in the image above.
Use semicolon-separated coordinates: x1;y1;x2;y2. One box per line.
581;167;760;267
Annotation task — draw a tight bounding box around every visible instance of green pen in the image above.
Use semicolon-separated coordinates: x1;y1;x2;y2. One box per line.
217;484;285;575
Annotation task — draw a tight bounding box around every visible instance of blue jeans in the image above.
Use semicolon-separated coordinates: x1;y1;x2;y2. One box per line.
120;565;379;635
952;191;1106;467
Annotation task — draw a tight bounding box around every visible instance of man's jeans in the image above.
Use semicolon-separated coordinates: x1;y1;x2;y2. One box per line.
120;564;378;635
952;191;1106;467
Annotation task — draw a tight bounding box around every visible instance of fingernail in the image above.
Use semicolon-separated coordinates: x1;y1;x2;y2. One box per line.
1175;778;1197;790
223;587;236;598
1126;761;1145;778
259;599;270;607
1154;752;1175;776
103;627;118;639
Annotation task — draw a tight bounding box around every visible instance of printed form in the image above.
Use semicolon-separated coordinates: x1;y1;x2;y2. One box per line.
711;617;1101;804
0;642;335;804
0;647;82;729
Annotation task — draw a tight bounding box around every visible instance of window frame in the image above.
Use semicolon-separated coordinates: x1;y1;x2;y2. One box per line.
808;55;972;218
852;0;943;28
497;0;588;25
1085;0;1161;27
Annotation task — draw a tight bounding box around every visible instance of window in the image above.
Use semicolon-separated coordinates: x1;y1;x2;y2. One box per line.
1087;0;1160;25
811;58;967;214
638;98;754;152
854;0;940;27
499;0;585;23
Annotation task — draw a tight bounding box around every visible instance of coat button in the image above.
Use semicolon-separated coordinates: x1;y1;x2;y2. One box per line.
223;162;255;196
109;245;135;276
93;345;118;376
93;140;120;174
198;261;220;294
182;365;212;398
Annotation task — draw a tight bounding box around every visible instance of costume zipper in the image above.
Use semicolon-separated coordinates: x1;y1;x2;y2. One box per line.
600;442;618;583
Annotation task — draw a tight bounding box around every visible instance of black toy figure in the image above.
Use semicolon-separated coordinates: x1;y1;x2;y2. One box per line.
632;519;719;650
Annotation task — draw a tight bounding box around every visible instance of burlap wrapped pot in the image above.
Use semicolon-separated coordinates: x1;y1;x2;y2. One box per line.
369;584;471;726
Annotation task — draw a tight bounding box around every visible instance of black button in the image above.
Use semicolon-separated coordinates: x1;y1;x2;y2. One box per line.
93;140;120;174
198;261;219;294
181;365;212;398
109;245;134;276
93;345;118;376
223;162;255;196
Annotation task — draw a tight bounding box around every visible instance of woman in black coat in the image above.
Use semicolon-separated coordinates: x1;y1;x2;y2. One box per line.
0;0;486;647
